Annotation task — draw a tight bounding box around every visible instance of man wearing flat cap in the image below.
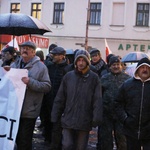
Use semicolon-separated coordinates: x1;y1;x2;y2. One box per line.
10;41;51;150
115;57;150;150
42;46;68;149
44;43;57;66
98;56;131;150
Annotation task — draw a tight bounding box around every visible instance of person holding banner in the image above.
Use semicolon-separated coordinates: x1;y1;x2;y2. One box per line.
11;41;51;150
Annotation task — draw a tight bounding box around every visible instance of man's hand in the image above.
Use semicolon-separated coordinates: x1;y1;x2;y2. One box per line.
3;66;11;71
21;77;30;85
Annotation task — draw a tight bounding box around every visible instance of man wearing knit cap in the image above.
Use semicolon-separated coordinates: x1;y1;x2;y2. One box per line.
115;57;150;150
98;55;130;150
51;50;102;150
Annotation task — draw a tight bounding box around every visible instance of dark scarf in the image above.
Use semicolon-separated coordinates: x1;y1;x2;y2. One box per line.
91;59;105;71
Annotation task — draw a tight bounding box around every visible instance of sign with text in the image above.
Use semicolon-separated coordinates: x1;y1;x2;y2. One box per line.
1;35;50;48
0;68;27;150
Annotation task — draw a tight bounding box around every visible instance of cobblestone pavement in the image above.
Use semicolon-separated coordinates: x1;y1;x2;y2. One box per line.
32;118;116;150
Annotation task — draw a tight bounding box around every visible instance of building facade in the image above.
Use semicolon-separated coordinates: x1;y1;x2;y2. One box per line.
0;0;150;58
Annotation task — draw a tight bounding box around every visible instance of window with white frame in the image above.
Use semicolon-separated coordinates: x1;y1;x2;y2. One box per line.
89;3;101;25
111;3;125;26
10;3;20;13
136;3;149;26
53;3;64;24
31;3;42;20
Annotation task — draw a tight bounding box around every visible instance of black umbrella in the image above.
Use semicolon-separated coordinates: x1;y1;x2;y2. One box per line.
0;13;51;36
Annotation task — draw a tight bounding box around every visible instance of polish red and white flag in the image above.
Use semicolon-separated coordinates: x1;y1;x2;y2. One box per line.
105;38;112;63
3;38;19;51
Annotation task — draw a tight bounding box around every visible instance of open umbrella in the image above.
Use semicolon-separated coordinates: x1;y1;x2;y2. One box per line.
121;52;149;63
125;63;137;77
0;13;51;36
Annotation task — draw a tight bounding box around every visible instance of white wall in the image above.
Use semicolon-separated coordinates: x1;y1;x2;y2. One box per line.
0;0;150;59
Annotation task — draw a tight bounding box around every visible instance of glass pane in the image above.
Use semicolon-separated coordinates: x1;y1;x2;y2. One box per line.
144;13;149;25
38;4;42;9
37;12;41;20
32;4;36;9
137;13;143;25
90;4;96;10
17;4;20;9
55;4;59;9
137;4;143;10
12;4;16;9
144;4;149;10
95;12;100;24
97;4;101;9
60;4;64;10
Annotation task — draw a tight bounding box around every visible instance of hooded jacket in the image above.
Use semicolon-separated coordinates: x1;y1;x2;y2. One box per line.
11;56;51;118
115;59;150;139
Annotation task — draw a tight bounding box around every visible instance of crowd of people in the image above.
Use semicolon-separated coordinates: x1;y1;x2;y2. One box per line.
1;41;150;150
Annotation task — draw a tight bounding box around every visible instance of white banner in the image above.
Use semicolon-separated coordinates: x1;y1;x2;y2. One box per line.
0;67;27;150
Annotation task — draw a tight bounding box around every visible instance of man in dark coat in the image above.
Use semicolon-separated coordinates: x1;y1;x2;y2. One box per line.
99;56;131;150
51;50;102;150
115;57;150;150
43;46;68;150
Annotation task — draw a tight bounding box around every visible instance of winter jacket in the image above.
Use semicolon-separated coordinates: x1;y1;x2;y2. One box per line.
45;60;68;110
51;69;102;131
101;72;130;119
115;77;150;140
11;56;51;118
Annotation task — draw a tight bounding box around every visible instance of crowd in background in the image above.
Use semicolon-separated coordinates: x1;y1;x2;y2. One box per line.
1;41;150;150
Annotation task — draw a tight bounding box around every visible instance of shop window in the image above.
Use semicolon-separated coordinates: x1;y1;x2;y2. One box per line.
136;3;149;26
10;3;20;13
31;3;42;20
111;3;125;26
89;3;101;25
53;3;64;24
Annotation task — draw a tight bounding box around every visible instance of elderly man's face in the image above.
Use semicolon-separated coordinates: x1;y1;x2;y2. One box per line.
110;62;122;74
20;46;35;62
137;65;150;81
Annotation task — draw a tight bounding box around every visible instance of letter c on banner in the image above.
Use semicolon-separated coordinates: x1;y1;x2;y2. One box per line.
0;116;8;138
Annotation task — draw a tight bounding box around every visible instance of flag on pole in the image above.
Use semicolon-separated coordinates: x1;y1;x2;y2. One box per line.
105;39;112;63
3;38;19;51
